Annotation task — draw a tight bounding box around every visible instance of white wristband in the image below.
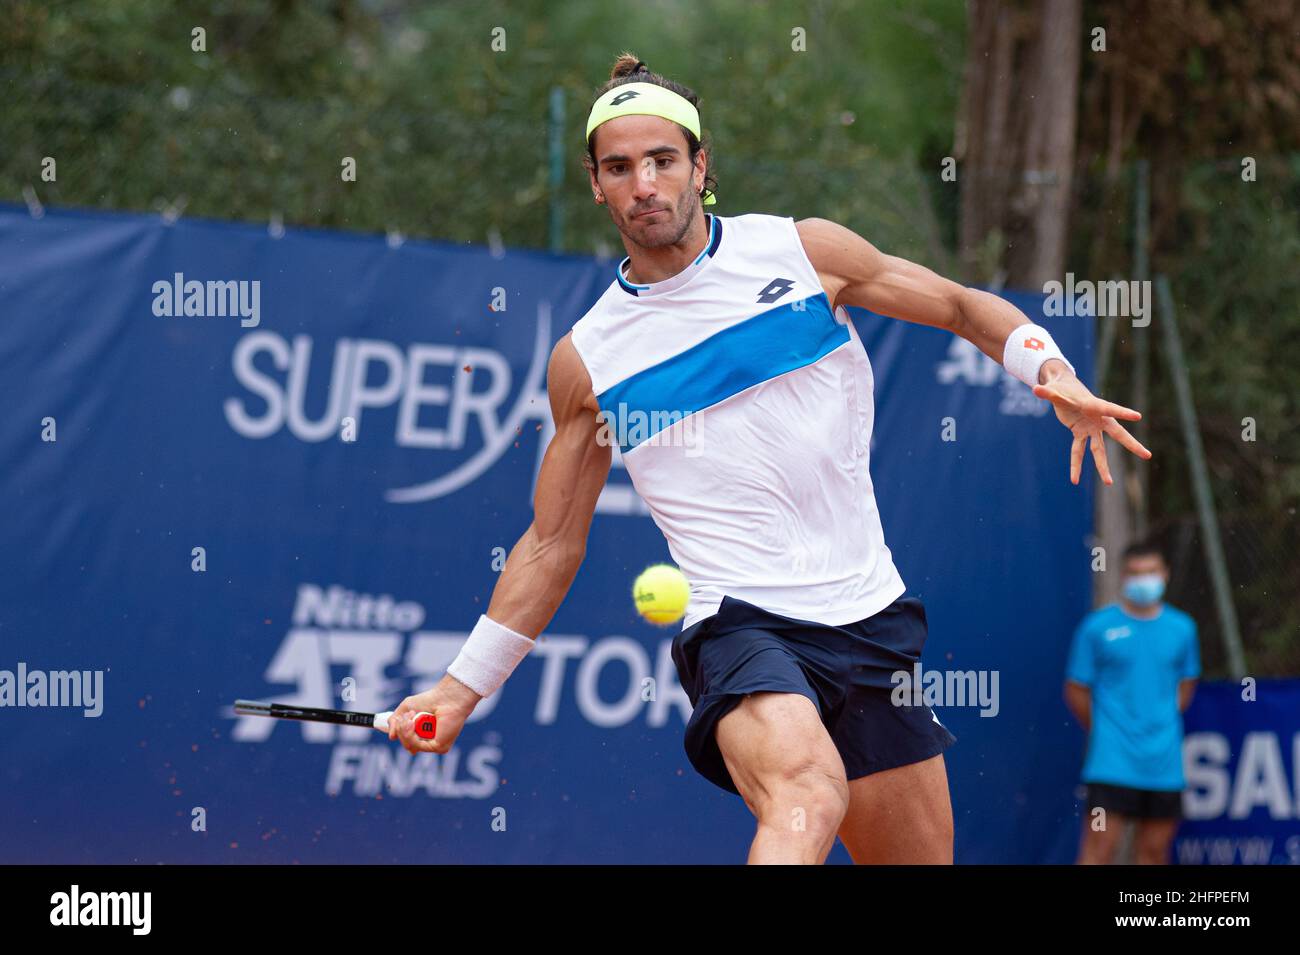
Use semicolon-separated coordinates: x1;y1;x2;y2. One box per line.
446;614;535;698
1002;324;1074;387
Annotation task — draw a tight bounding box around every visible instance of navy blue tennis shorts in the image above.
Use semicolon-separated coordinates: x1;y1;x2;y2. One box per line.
670;594;957;796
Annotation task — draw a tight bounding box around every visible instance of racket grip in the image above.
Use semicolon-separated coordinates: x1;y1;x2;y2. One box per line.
373;710;438;740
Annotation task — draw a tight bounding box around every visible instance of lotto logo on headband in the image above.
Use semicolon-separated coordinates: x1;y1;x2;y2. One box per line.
611;90;640;106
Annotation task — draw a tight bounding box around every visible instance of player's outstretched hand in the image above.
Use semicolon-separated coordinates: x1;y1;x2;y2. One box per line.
1033;371;1152;486
386;674;482;755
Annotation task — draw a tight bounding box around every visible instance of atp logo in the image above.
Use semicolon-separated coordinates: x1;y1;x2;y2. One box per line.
757;278;795;304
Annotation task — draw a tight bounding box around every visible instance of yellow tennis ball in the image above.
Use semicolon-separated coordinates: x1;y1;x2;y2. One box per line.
633;564;690;625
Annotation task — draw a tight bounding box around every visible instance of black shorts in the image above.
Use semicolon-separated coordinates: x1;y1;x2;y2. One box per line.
670;593;957;796
1085;782;1183;820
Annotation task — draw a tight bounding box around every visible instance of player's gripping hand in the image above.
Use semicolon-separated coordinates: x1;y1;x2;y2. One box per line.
386;674;483;755
1032;363;1152;486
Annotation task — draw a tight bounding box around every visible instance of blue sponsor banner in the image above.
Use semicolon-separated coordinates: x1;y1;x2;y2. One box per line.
2;204;1097;863
1173;680;1300;865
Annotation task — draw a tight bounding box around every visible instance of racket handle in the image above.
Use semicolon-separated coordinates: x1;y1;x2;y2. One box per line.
373;710;438;740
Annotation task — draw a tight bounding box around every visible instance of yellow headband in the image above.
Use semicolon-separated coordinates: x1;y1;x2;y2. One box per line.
586;81;716;205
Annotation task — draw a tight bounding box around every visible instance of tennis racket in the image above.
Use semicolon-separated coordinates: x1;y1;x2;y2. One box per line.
234;700;437;739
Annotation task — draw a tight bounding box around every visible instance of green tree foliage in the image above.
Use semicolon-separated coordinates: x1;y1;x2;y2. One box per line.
1;0;963;259
1069;0;1300;673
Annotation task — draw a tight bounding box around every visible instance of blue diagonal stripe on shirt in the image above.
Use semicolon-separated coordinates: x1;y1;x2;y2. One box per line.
597;292;849;455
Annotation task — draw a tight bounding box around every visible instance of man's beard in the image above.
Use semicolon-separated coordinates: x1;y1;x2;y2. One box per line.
617;190;698;250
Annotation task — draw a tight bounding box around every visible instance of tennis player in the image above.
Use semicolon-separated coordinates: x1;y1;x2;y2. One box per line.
389;55;1152;864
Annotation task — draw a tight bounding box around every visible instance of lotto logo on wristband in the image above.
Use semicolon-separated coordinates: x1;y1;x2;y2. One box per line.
1002;324;1073;388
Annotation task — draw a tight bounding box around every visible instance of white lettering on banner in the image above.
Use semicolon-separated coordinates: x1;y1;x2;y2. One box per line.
1175;835;1296;865
577;638;650;728
936;336;1002;387
1229;732;1293;819
222;305;552;503
293;583;424;631
934;337;1050;418
532;637;589;725
235;583;693;798
529;635;690;727
1183;731;1300;821
1184;733;1232;818
225;334;525;448
325;744;502;798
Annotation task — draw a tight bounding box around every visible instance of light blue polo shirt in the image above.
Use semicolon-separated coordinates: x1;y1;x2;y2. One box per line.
1065;603;1201;791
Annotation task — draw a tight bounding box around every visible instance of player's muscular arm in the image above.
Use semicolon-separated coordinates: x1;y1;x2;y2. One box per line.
796;216;1041;372
387;345;607;754
484;333;611;639
795;217;1152;485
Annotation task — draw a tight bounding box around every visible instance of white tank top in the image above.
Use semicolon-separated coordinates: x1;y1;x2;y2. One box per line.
570;212;905;629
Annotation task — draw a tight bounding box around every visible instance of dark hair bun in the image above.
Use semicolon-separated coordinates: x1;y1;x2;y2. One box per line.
610;53;651;80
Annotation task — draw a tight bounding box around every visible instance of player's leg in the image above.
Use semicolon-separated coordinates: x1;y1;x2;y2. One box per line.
1133;813;1179;864
827;597;957;863
714;691;851;864
835;754;953;864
